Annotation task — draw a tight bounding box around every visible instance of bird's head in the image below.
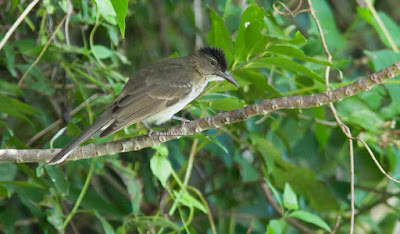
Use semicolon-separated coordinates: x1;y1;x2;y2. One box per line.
194;47;239;87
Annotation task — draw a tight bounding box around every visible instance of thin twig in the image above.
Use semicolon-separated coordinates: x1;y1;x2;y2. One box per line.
246;217;255;234
331;215;341;234
62;160;94;229
60;201;79;234
187;187;217;234
347;129;355;234
306;1;356;233
65;0;73;46
365;0;398;52
184;110;204;186
357;138;400;183
18;15;67;87
183;139;199;186
273;0;309;17
0;0;40;51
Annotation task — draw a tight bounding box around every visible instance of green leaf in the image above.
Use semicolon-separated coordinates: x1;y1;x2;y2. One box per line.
23;66;55;96
14;39;36;53
233;68;281;97
14;185;46;217
268;45;331;66
67;121;82;137
0;163;17;181
3;42;17;77
95;212;115;234
45;165;69;196
10;0;18;11
107;26;119;46
109;0;128;38
289;210;331;232
93;0;117;25
364;50;400;71
247;57;324;84
0;96;39;125
290;31;307;45
255;137;339;211
0;185;8;197
379;213;398;234
308;0;345;51
266;219;286;234
173;190;207;213
150;155;172;187
234;4;266;63
313;107;331;149
152;145;169;157
168;51;179;58
374;12;400;47
244;21;267;60
263;31;306;47
338;98;384;131
107;159;142;214
358;8;400;48
193;134;228;154
92;45;114;60
265;179;283;210
46;197;64;232
234;152;259;182
0;209;15;233
120;216;179;231
69;184;122;217
208;8;234;65
210;97;245;111
0;80;22;96
283;183;298;210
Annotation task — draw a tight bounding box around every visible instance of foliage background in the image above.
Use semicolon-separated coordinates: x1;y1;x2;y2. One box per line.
1;0;400;233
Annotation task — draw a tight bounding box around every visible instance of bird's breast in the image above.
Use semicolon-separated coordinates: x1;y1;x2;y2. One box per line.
145;81;207;125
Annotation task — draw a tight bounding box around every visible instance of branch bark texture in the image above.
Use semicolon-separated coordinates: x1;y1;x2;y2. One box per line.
1;62;399;163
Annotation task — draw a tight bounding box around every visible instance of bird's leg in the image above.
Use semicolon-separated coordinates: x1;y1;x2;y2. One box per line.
172;115;190;123
142;120;158;136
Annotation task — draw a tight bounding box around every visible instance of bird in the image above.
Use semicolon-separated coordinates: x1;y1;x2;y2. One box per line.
49;47;239;164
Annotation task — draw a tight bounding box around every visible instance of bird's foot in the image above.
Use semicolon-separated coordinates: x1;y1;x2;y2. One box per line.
147;129;160;136
172;115;190;123
142;120;160;136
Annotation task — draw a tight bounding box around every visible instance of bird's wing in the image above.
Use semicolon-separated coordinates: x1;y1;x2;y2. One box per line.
99;58;195;137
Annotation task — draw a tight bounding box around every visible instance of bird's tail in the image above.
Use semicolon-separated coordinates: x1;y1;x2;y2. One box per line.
48;109;113;164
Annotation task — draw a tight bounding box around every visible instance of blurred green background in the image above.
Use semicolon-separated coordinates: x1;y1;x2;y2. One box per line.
1;0;400;233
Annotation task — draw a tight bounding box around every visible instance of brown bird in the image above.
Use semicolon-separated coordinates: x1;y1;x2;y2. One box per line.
49;47;238;164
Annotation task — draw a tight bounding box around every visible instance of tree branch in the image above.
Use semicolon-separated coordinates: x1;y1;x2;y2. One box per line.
1;62;399;163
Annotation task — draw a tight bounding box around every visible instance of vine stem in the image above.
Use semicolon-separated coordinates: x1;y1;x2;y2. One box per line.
365;0;398;52
183;139;199;186
62;160;95;229
0;0;40;51
18;15;67;87
306;0;354;232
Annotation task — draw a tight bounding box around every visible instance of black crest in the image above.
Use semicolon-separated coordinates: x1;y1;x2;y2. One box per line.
199;47;228;71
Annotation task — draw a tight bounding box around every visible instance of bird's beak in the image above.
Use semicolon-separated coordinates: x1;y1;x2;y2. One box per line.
218;71;239;87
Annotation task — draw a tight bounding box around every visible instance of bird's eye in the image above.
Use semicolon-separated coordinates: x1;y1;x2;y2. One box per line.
210;59;217;66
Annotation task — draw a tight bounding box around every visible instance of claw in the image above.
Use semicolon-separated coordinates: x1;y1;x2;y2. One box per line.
142;120;159;136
